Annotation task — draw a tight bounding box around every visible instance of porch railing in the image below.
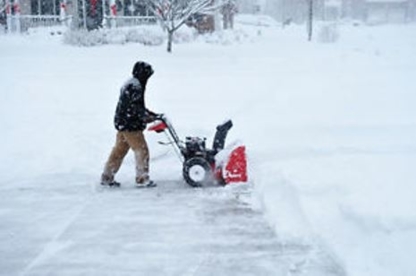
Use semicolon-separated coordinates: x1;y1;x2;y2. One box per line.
19;15;72;29
103;16;157;28
3;14;157;32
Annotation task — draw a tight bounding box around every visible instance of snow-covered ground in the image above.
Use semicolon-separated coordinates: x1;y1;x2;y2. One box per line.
1;16;416;276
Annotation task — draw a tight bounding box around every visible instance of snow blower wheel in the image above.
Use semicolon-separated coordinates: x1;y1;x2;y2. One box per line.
183;157;212;187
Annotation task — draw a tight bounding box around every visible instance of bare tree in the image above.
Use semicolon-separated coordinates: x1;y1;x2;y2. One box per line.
144;0;214;52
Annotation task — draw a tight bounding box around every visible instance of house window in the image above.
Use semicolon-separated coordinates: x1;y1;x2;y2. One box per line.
31;0;60;15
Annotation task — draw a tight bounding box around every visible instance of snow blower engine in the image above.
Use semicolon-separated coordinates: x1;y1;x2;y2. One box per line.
148;114;247;187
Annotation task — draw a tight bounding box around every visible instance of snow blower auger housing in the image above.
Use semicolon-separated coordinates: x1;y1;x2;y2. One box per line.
148;114;247;187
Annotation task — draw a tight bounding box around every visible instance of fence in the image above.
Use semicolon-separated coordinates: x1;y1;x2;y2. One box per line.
2;14;157;33
20;15;72;29
103;15;157;28
2;14;72;32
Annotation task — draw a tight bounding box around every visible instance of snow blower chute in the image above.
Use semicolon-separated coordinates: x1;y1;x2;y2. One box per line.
148;114;247;187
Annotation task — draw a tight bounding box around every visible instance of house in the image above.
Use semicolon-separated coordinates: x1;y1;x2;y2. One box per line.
365;0;413;23
3;0;155;30
5;0;223;31
323;0;342;21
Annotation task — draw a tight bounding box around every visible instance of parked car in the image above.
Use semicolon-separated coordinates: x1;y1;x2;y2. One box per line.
186;13;215;33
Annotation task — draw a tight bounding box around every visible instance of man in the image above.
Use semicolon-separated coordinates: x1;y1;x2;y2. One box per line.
101;61;157;188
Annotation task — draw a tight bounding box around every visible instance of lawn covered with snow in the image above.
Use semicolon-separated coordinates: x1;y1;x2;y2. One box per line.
1;16;416;276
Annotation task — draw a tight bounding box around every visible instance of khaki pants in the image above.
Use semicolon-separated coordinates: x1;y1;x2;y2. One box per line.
101;131;149;184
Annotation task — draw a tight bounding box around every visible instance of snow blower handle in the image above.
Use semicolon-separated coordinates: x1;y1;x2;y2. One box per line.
148;114;185;152
153;113;165;120
147;114;186;162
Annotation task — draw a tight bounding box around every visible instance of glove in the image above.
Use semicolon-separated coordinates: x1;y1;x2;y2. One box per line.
145;109;157;117
143;109;158;123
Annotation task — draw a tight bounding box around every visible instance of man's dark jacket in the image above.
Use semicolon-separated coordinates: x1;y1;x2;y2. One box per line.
114;77;148;131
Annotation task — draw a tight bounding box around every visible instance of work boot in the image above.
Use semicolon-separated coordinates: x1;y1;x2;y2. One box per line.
136;178;156;188
101;174;120;187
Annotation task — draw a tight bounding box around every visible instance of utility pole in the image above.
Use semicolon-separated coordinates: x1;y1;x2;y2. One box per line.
307;0;313;41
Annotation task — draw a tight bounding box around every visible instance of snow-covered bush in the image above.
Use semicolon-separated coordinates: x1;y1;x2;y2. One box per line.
63;26;165;47
63;29;112;46
62;25;199;47
125;28;164;45
62;14;272;47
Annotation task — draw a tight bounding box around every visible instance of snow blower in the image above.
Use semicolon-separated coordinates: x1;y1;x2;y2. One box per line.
148;114;247;187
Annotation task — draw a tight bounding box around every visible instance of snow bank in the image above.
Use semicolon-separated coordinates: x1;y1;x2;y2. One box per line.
235;14;281;27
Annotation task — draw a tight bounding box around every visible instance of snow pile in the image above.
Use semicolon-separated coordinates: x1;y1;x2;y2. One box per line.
196;28;253;45
243;24;416;276
235;14;281;28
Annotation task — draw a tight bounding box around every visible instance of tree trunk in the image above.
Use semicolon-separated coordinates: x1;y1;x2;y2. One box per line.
167;30;173;53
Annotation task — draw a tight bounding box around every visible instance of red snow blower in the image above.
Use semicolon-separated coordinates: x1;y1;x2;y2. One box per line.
148;114;247;187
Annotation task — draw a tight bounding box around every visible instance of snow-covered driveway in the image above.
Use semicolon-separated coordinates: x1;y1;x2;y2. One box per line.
0;174;343;276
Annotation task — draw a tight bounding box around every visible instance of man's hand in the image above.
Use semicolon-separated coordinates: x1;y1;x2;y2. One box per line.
143;109;159;124
142;115;155;124
145;109;157;117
